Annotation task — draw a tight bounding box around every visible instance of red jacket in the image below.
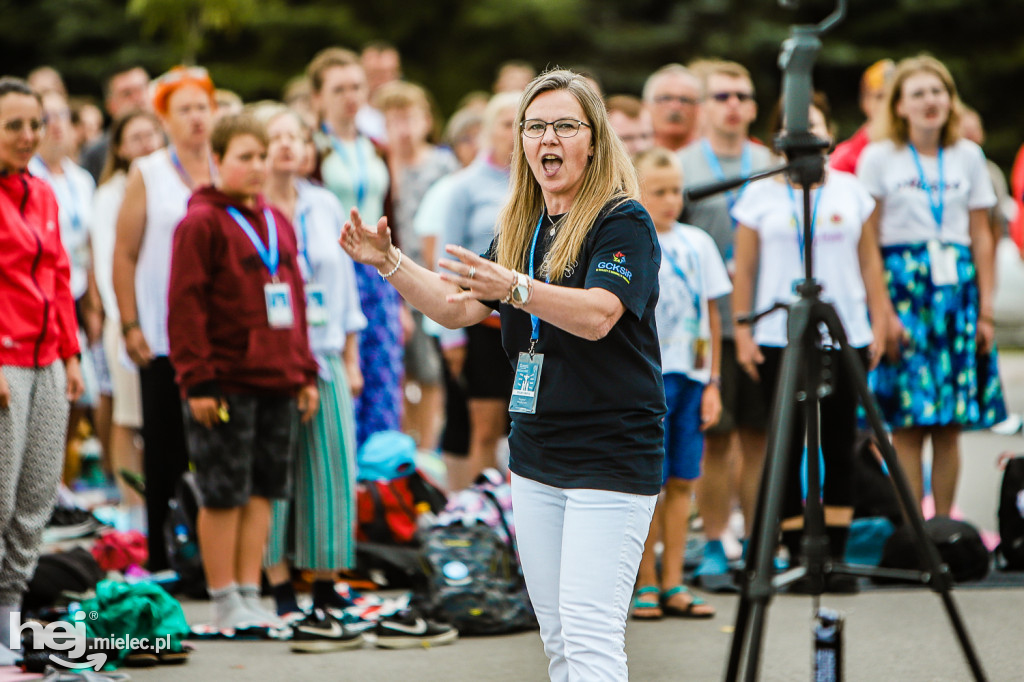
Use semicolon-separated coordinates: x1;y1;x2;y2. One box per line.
829;125;871;175
0;171;80;368
168;187;318;397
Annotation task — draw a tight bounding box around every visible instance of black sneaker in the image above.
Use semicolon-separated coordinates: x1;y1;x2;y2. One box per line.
374;609;458;649
43;506;103;542
289;609;365;653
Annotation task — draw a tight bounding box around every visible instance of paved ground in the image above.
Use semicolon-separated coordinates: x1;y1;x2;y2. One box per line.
95;352;1024;680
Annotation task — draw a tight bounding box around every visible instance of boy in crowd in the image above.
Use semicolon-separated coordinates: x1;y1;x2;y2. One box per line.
168;113;320;631
632;148;731;619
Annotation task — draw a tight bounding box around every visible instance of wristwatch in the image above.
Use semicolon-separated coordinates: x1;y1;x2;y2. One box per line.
510;273;532;307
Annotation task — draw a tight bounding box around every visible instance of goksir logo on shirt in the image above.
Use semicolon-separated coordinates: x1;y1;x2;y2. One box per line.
596;251;632;283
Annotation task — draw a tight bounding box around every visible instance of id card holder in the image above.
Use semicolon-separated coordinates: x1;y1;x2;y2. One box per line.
509;352;544;414
265;282;295;329
692;337;709;370
305;284;328;326
927;239;959;286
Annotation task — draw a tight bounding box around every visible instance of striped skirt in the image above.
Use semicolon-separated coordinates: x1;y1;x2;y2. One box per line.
265;355;358;570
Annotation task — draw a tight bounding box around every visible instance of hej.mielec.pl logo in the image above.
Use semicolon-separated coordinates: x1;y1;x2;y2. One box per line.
9;610;171;671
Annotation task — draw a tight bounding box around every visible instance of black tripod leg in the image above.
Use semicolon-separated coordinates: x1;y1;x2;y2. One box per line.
824;310;988;682
725;327;805;681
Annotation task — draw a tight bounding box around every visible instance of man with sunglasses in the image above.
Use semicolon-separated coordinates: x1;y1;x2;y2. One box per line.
643;64;702;152
678;60;772;591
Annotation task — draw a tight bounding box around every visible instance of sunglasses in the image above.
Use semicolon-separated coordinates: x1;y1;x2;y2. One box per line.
709;91;755;103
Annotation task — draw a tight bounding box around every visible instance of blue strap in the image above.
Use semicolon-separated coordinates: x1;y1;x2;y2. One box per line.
661;229;702;325
296;209;313;281
322;124;369;209
908;144;945;234
226;206;279;277
786;183;823;268
701;139;751;263
168;145;216;189
527;213;549;343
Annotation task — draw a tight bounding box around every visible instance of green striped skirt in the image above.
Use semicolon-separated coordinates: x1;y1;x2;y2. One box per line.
265;355;358;570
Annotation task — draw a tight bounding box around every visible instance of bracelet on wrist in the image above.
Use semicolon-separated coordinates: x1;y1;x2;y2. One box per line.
502;271;518;304
709;376;722;388
379;247;402;280
121;319;140;336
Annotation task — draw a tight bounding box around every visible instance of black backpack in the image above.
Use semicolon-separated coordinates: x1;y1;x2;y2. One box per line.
23;547;105;611
415;492;536;635
876;516;989;584
996;454;1024;570
163;472;207;598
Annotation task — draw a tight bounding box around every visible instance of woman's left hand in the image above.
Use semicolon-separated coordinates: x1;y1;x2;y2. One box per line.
297;383;320;424
64;356;85;402
438;245;515;304
977;316;995;355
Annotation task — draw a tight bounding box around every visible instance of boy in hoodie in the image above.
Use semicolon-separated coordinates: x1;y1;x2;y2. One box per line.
168;113;319;631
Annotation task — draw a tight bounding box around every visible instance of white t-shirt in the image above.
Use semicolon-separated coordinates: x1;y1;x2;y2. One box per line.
731;171;876;348
656;223;732;383
856;139;996;246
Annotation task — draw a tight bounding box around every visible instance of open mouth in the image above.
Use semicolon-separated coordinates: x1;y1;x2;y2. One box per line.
541;153;562;176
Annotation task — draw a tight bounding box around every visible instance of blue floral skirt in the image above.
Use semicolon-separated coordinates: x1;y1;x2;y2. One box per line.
870;242;1006;430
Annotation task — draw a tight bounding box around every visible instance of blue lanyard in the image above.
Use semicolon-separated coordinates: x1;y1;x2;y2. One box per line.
169;146;216;189
786;183;823;266
323;124;369;209
661;229;702;324
296;209;313;281
700;138;752;227
527;213;550;343
908;144;945;233
227;206;279;277
34;157;82;232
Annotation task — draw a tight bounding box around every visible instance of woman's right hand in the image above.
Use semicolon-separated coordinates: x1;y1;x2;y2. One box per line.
189;396;226;429
0;368;10;409
884;309;907;362
339;207;393;270
735;329;764;382
125;327;154;368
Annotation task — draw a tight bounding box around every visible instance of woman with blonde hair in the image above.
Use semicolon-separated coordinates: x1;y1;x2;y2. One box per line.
341;69;664;681
857;55;1005;517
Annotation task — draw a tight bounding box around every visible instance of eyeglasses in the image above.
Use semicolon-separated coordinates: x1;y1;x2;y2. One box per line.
653;94;698;106
521;119;591;138
709;91;755;103
1;118;45;136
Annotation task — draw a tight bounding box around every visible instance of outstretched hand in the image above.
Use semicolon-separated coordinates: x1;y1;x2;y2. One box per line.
339;207;393;270
438;244;516;304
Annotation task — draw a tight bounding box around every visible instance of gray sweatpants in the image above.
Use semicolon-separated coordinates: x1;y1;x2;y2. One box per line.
0;362;68;605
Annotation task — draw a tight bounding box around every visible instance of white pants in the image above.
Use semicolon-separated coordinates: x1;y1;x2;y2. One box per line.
511;473;657;682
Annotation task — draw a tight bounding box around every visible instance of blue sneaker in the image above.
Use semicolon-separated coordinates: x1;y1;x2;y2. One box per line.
694;539;729;577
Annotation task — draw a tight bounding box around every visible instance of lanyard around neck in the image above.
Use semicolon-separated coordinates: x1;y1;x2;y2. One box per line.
908;143;945;233
661;229;702;324
227;206;279;277
527;213;551;343
786;182;824;267
169;146;216;190
323;123;369;209
700;138;752;220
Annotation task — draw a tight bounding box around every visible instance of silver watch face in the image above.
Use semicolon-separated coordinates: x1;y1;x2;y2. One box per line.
512;285;529;304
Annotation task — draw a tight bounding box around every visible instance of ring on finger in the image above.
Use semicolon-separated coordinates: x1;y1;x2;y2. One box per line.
468;266;476;279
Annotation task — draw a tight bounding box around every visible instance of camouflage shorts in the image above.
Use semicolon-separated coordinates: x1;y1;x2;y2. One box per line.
182;393;297;508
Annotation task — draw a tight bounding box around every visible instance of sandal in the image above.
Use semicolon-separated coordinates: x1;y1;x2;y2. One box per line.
660;585;715;619
630;586;663;620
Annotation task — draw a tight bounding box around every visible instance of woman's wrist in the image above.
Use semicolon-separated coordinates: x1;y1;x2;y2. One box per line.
377;245;402;279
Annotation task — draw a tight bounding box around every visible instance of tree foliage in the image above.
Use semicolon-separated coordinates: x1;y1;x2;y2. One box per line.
1;0;1021;168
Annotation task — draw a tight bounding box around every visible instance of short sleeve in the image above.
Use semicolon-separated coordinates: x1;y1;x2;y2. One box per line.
699;232;733;300
730;182;767;232
856;143;887;198
844;172;877;224
584;203;659;319
965;142;998;211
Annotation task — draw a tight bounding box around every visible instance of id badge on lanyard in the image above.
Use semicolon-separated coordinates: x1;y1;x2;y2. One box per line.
509;214;547;415
227;206;295;328
910;145;956;286
265;283;295;328
304;285;328;326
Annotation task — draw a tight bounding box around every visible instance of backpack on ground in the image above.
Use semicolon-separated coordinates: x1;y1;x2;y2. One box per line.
163;472;206;598
996;453;1024;570
23;546;105;611
415;483;536;635
875;516;990;584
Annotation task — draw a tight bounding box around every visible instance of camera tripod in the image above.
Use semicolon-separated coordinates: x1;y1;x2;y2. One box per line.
713;156;988;682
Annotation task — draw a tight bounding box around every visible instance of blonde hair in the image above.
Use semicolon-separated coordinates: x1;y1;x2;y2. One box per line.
633;146;681;177
495;69;639;282
873;55;962;148
306;47;360;93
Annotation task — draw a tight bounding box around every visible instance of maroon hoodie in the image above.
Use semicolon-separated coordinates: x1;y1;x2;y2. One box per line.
168;186;317;398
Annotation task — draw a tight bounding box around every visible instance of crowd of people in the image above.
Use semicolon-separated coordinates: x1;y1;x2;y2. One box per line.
0;43;1019;680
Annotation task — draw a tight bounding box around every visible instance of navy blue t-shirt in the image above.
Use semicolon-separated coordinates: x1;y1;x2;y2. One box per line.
485;198;666;495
